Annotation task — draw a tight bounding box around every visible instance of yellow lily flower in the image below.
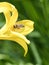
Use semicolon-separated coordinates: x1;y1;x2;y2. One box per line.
0;2;34;56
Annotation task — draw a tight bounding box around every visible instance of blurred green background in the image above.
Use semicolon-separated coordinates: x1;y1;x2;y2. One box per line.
0;0;49;65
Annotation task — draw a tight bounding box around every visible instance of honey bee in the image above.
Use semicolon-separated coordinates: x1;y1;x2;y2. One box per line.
13;24;24;29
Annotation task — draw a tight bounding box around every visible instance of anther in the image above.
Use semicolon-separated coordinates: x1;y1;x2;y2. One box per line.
13;24;24;29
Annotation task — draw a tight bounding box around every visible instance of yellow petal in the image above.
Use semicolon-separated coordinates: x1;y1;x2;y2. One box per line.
0;11;10;34
11;31;30;44
12;20;34;35
0;32;30;56
0;2;18;33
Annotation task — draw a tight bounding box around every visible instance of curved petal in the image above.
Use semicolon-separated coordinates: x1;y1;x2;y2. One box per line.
0;2;18;33
0;11;10;34
11;31;30;44
0;32;30;56
12;20;34;35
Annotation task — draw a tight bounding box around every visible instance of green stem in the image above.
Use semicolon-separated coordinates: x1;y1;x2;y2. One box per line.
21;0;39;21
30;41;42;65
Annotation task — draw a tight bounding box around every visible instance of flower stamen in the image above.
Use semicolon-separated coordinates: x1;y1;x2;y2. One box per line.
13;24;24;29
